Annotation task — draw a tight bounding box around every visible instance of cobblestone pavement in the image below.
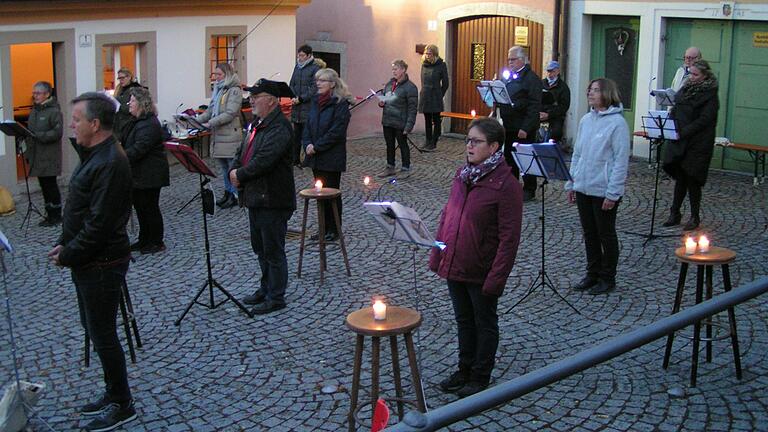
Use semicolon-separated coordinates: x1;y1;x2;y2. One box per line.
1;135;767;432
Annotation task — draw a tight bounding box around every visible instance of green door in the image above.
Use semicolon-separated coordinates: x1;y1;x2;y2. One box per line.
590;16;640;131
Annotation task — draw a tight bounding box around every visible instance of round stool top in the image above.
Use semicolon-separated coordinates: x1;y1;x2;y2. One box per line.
675;246;736;265
299;187;341;199
346;306;422;337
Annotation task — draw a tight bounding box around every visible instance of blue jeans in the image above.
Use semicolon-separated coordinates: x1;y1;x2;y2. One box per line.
248;208;293;304
217;158;237;195
72;261;132;403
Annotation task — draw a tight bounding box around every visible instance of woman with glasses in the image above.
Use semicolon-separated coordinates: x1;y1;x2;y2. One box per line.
196;62;243;209
26;81;63;226
113;68;144;138
418;44;449;150
565;78;630;296
123;87;170;254
429;117;523;398
301;68;355;242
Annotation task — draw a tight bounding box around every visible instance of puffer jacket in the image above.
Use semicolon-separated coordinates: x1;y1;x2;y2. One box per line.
302;95;351;173
565;105;630;201
418;58;449;113
58;135;132;268
429;164;523;297
197;85;243;158
381;76;418;132
121;113;170;190
26;97;63;177
289;58;322;123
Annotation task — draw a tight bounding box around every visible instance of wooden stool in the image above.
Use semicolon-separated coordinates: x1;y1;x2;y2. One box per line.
296;187;351;284
84;278;142;366
346;306;426;431
662;246;742;387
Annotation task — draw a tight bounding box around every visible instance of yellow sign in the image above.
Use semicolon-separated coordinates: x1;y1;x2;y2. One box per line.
755;32;768;47
515;26;529;46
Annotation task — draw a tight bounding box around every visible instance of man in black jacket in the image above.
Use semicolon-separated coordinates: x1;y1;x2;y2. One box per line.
231;79;296;315
47;92;137;432
540;60;571;146
499;46;542;202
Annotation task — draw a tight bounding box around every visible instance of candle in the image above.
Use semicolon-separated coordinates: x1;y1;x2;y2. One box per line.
685;237;697;255
363;176;371;186
470;109;477;118
698;235;710;253
315;179;323;192
373;300;387;321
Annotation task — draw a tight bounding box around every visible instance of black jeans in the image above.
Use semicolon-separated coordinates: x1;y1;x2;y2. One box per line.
248;208;292;304
38;176;61;208
292;122;305;165
671;172;702;218
311;169;342;234
72;261;132;403
503;128;537;194
447;280;499;385
132;188;164;246
383;126;410;169
423;112;441;145
575;192;620;283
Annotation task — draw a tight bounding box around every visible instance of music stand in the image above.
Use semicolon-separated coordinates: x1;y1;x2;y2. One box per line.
164;142;254;325
506;142;581;315
0;121;44;231
623;113;679;245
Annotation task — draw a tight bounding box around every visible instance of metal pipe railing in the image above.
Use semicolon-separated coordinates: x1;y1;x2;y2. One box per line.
386;276;768;431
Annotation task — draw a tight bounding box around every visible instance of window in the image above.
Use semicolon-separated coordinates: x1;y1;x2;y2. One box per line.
209;35;238;88
205;26;247;96
102;44;140;92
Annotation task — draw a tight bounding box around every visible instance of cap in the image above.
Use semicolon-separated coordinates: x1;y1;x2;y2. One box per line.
243;79;294;98
546;60;560;71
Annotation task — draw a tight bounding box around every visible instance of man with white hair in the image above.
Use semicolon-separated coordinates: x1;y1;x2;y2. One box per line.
671;47;702;92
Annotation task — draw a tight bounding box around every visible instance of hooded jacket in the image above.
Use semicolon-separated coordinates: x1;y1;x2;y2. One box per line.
565;105;630;201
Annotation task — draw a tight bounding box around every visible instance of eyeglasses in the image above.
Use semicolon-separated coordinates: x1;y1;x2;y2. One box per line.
684;55;700;60
117;75;129;80
31;91;46;95
315;79;332;83
507;57;522;62
587;87;601;94
464;137;487;147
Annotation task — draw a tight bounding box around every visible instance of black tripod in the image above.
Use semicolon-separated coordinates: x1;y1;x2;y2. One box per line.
16;137;44;231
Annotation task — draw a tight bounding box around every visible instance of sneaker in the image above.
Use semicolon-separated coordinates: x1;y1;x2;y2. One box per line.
251;301;286;315
683;216;700;231
523;191;536;202
588;280;616;295
572;277;598;291
83;400;137;431
140;243;166;255
399;167;412;179
220;195;238;209
662;212;682;227
439;371;469;393
377;166;397;178
81;394;111;416
456;381;488;398
242;291;265;305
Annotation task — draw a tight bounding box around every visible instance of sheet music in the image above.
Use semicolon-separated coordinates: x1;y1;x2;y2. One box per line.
363;201;437;248
511;145;546;178
477;80;512;105
641;113;679;140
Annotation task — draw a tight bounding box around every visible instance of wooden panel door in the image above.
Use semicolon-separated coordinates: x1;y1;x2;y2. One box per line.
450;15;544;134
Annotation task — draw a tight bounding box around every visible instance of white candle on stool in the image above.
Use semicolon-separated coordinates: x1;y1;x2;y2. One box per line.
698;235;710;253
685;237;697;255
315;179;323;192
373;300;387;321
470;109;476;118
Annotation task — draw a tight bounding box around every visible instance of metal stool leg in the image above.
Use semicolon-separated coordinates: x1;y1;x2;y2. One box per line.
389;335;405;420
332;200;352;276
404;332;426;412
348;335;364;432
121;280;141;348
722;264;743;379
705;265;714;363
690;265;704;387
663;262;688;369
297;198;310;278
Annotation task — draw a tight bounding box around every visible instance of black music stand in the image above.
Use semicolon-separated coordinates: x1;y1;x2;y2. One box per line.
0;121;44;231
623;113;679;245
506;142;581;315
165;142;253;325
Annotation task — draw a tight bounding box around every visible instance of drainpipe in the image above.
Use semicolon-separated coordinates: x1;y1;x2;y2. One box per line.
552;0;562;61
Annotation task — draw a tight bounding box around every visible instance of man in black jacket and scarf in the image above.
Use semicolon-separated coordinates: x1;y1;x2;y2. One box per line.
540;60;571;146
231;79;296;315
500;46;542;202
48;92;137;432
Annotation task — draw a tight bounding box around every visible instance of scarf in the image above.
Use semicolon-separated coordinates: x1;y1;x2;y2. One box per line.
211;80;227;117
547;77;558;86
679;76;718;102
459;150;505;185
297;55;315;69
318;91;332;109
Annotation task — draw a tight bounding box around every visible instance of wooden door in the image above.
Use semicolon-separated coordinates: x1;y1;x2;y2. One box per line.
450;15;544;134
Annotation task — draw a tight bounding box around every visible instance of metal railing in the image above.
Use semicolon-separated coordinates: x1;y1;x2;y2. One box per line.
385;276;768;431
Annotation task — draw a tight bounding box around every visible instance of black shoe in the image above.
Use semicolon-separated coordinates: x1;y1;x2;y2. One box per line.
38;217;61;227
456;381;488;398
216;191;232;207
324;232;339;242
129;241;144;252
423;142;436;151
572;277;599;291
439;371;469;393
523;191;536;202
220;195;238;209
140;243;166;255
242;291;266;305
683;217;700;231
589;280;616;295
662;212;682;227
252;301;286;315
81;394;111;416
83;399;137;431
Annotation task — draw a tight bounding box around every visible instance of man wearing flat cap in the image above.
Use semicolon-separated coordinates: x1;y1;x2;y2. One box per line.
230;79;296;315
540;60;570;147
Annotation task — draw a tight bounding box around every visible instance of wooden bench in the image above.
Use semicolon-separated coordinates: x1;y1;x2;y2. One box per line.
722;142;767;186
440;111;485;121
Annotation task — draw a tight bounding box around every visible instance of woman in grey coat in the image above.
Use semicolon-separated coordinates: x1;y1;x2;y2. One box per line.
196;62;243;208
26;81;63;226
418;44;449;150
379;59;418;177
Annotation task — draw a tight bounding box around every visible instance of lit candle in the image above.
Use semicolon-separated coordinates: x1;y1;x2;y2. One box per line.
363;176;371;186
470;109;477;118
685;237;697;255
373;300;387;321
315;179;323;192
698;235;710;253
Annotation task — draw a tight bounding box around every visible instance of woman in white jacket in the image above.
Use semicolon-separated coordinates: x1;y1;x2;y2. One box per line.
565;78;630;295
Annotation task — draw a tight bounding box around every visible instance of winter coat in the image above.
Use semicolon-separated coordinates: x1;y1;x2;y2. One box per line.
499;64;542;136
197;85;243;158
663;80;719;186
289;59;322;123
418;58;449;113
428;164;523;297
302;95;351;173
565;105;631;201
381;76;418;132
113;81;145;139
232;105;296;211
58;135;132;268
121;113;170;190
26;97;63;177
541;77;571;123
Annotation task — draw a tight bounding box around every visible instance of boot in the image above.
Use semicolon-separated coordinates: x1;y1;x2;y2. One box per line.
39;204;62;227
220;193;238;209
662;211;682;227
683;215;700;231
216;191;232;207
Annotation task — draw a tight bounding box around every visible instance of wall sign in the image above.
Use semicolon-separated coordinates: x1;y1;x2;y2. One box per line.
754;32;768;48
514;26;529;46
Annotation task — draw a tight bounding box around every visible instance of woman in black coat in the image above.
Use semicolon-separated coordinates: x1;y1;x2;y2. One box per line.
663;59;719;231
418;44;449;150
124;87;170;254
302;68;354;241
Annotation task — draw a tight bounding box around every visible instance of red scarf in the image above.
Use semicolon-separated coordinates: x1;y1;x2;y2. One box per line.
318;91;332;109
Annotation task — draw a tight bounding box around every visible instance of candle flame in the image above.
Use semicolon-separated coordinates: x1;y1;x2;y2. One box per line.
315;180;323;189
363;176;371;186
470;109;477;118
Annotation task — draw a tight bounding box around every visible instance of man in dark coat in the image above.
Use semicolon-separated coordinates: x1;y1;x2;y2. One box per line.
499;46;542;202
231;79;296;315
27;81;63;226
289;44;322;166
48;92;137;432
540;60;571;146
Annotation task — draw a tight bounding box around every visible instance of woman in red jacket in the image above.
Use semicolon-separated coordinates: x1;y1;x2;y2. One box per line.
429;117;523;398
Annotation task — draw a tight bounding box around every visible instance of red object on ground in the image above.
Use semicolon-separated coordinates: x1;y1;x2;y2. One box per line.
371;398;390;432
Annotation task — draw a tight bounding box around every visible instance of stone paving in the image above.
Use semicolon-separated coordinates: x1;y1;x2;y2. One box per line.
1;135;767;432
